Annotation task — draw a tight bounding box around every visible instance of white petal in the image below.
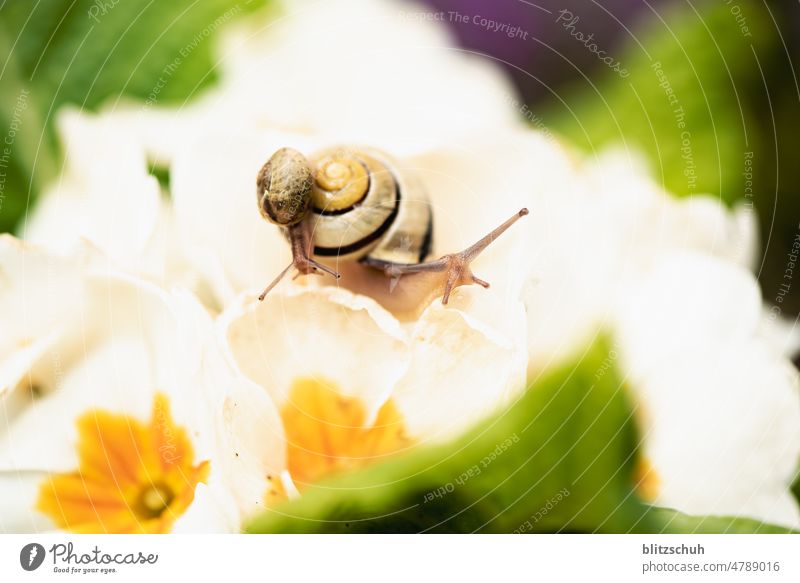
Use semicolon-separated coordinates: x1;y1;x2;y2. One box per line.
0;472;56;533
170;130;325;304
220;285;409;419
525;152;762;371
0;335;155;473
0;236;87;359
637;342;800;528
171;483;240;533
616;251;762;381
210;372;286;518
406;130;543;298
583;151;759;270
392;294;528;440
106;0;519;165
23;110;161;270
213;0;519;154
758;310;800;360
0;237;103;412
0;332;58;400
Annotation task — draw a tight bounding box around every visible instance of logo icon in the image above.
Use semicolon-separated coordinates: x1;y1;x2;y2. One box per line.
20;543;46;571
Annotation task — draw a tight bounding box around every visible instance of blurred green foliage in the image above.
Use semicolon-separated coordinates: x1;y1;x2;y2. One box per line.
0;0;268;233
247;337;791;534
648;508;795;535
544;2;800;315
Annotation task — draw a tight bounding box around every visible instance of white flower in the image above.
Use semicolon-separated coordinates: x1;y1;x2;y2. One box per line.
615;251;800;527
213;282;525;491
22;110;163;275
109;0;520;164
519;150;800;526
0;237;284;533
522;149;759;369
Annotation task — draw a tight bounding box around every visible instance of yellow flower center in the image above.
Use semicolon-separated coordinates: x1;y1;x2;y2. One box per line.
134;481;176;520
36;393;210;533
278;378;412;490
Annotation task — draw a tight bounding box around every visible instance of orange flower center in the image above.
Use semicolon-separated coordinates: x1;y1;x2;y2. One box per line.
133;481;176;520
278;378;412;491
37;393;209;533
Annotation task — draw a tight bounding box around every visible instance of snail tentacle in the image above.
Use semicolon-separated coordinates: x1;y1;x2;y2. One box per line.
361;208;529;305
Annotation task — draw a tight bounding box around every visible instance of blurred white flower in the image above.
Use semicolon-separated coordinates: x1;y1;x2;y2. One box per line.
0;237;284;533
110;0;520;164
22;110;163;274
519;149;799;526
615;251;800;528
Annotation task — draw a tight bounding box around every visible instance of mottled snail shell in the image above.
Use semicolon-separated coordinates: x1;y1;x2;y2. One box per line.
306;146;433;264
256;147;313;226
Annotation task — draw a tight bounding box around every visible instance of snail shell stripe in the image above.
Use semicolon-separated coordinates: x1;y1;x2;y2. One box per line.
308;147;431;263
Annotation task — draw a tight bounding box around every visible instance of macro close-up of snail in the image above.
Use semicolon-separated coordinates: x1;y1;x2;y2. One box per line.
3;0;800;556
256;146;529;314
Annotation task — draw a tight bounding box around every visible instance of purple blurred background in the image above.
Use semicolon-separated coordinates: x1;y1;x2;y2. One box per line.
420;0;661;101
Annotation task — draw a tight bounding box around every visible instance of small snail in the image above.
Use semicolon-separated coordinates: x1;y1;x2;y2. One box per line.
256;146;528;313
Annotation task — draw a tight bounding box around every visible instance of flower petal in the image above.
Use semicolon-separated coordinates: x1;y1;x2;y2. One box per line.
392;293;528;440
23;110;161;271
170;130;330;305
171;483;240;533
143;1;516;159
0;472;56;533
616;251;762;381
0;241;285;531
635;342;800;528
221;285;409;419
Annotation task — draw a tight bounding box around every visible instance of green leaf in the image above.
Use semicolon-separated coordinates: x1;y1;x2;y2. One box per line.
246;336;658;533
649;508;797;534
544;2;779;206
0;0;270;233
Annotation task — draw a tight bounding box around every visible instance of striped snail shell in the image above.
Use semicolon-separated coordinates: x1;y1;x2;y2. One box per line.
306;147;433;264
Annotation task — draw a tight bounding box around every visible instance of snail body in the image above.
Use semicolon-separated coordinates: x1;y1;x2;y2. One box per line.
256;146;527;314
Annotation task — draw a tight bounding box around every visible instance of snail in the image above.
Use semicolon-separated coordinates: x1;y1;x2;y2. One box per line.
256;146;528;315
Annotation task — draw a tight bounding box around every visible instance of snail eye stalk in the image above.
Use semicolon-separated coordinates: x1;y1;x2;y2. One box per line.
258;220;340;301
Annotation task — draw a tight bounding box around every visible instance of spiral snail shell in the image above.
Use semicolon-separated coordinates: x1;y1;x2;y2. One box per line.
256;145;528;311
307;147;432;264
